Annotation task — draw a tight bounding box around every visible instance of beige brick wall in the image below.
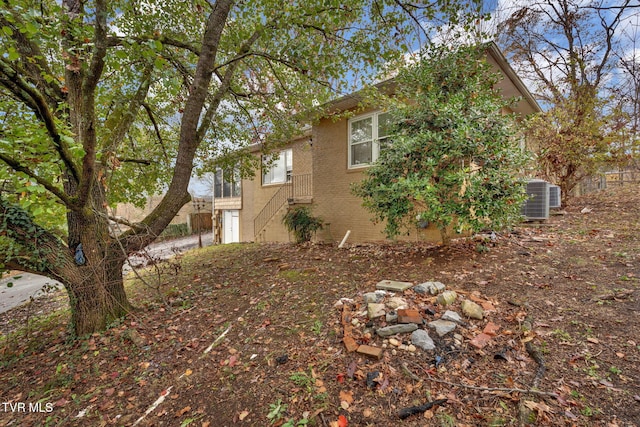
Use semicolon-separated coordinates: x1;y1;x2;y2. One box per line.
311;110;443;244
241;45;537;245
238;136;313;242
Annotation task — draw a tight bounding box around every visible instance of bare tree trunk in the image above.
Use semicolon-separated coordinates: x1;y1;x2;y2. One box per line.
61;193;133;335
64;260;131;335
440;227;451;246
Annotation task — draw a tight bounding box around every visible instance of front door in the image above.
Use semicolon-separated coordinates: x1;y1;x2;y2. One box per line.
222;210;240;243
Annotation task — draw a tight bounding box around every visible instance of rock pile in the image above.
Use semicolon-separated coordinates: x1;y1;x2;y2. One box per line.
336;280;504;359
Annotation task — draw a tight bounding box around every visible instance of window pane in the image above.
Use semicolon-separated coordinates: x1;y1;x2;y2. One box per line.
351;141;372;165
262;155;271;184
351;117;372;144
271;158;286;183
378;112;392;138
262;149;292;184
214;169;223;198
232;170;241;197
285;149;292;171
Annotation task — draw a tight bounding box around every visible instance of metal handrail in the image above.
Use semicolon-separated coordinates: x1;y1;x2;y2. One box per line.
253;174;312;238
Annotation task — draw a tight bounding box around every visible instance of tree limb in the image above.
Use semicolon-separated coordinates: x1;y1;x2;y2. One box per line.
0;14;64;106
141;103;171;164
107;35;201;56
0;152;75;207
75;0;108;209
0;59;82;183
117;158;152;165
0;198;71;277
107;214;147;233
122;0;234;250
196;25;263;144
102;63;153;155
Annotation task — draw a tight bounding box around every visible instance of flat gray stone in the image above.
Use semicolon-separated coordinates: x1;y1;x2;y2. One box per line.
367;303;386;319
414;281;446;295
386;311;398;324
376;280;413;292
376;323;418;337
441;310;462;323
413;283;430;294
411;329;435;351
428;320;457;337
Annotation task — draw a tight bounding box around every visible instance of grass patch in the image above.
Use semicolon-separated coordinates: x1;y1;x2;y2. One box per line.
1;306;70;366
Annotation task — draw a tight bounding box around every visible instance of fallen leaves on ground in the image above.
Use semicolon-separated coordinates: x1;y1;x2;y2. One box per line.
1;184;639;426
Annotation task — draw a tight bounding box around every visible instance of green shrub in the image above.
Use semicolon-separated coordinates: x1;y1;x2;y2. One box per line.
159;223;190;239
352;43;529;245
282;207;323;244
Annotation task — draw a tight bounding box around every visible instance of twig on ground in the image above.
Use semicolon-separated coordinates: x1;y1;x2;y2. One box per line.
398;399;448;419
525;341;546;389
132;386;173;426
410;361;558;399
401;362;421;381
202;325;231;355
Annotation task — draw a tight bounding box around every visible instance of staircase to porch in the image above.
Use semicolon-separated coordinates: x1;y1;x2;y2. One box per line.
253;174;312;240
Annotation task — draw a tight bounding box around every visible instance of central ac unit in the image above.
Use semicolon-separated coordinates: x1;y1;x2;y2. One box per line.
549;185;561;208
521;179;550;220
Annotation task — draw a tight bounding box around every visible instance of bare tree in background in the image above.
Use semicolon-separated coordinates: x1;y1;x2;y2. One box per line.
492;0;639;198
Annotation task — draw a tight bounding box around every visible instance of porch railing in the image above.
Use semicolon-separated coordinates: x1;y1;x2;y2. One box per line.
253;174;312;238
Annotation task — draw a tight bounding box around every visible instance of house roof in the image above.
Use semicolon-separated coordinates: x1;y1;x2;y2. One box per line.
485;42;542;115
246;125;312;153
322;42;542;116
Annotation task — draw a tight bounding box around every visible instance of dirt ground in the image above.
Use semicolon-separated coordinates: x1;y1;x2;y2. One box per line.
0;184;638;427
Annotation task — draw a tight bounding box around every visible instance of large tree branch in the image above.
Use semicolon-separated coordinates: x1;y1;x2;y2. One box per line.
0;152;75;207
0;59;82;182
120;0;234;251
0;198;72;277
75;0;108;209
0;14;64;106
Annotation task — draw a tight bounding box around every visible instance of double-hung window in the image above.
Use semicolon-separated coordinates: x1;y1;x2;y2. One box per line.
348;111;392;168
214;168;241;198
262;149;292;185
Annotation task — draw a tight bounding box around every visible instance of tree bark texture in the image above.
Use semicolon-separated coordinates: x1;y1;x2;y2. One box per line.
0;197;132;335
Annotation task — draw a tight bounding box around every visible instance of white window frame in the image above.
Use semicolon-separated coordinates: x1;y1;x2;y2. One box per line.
214;167;241;198
348;111;391;169
262;148;292;185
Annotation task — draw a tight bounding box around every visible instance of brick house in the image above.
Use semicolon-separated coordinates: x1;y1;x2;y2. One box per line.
213;43;542;244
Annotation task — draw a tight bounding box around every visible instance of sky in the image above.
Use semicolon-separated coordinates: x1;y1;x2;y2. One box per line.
479;0;640;103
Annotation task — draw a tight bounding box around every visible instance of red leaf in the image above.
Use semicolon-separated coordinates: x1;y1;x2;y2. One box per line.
229;355;238;367
338;415;348;427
